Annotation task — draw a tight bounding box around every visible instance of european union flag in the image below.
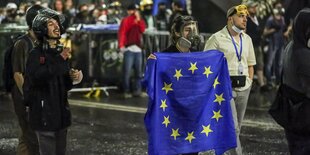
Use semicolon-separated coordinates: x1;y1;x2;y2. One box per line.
144;50;236;155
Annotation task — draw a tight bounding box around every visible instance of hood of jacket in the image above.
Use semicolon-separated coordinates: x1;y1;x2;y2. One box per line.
293;8;310;48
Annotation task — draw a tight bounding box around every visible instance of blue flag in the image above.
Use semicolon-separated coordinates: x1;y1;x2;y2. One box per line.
144;50;237;155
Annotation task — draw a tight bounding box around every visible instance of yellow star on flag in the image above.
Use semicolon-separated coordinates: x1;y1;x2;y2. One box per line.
185;131;196;143
213;77;220;88
188;62;198;74
162;82;173;94
162;116;170;128
171;128;180;140
212;110;223;122
203;66;213;78
174;69;183;81
201;125;213;137
214;93;225;105
160;99;168;111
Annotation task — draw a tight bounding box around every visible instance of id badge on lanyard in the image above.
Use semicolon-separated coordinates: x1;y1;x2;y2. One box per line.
238;63;243;75
228;29;243;75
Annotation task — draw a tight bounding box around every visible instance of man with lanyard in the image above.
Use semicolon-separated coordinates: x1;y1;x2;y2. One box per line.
204;4;256;154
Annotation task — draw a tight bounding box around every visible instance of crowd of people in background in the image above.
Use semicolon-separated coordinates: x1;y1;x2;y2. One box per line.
0;0;179;31
0;0;295;96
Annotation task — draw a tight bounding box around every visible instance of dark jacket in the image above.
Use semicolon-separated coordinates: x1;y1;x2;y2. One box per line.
246;16;263;47
162;44;202;53
162;45;180;53
24;46;73;131
283;8;310;98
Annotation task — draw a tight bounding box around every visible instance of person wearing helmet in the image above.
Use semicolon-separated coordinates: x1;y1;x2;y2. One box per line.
107;1;123;24
23;8;82;155
162;15;202;53
204;4;256;155
2;2;18;23
10;4;44;155
140;0;156;31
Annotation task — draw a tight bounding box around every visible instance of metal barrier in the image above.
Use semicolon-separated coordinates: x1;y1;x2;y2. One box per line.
67;26;174;89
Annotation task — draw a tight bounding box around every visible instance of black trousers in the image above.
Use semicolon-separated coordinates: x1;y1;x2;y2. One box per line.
285;130;310;155
36;129;68;155
11;85;39;155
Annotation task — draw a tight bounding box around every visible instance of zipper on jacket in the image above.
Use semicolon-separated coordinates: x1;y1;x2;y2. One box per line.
41;100;47;126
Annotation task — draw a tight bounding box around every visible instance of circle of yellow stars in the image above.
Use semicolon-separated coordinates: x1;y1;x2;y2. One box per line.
159;61;227;143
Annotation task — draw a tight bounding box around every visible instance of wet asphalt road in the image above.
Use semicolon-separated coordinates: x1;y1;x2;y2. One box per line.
0;88;289;155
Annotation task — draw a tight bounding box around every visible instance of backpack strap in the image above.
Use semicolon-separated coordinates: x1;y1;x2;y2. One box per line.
21;34;34;51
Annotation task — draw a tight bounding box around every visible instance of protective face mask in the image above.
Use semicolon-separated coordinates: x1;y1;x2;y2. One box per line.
176;37;191;52
188;33;201;47
232;25;243;34
181;22;201;47
143;9;152;15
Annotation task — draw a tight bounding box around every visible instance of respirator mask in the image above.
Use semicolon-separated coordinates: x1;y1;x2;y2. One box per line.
174;20;201;52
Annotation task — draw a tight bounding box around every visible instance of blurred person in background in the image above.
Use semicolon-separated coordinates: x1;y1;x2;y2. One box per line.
64;0;77;17
140;0;156;31
2;2;18;24
0;8;6;23
168;1;189;31
74;3;95;24
96;5;108;25
118;4;146;98
155;2;171;31
262;1;287;90
245;1;266;92
53;0;73;29
15;2;29;25
107;1;123;24
88;5;108;25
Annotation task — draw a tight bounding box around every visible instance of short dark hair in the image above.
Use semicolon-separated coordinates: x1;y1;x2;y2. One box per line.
127;4;138;10
172;1;183;8
158;2;166;6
